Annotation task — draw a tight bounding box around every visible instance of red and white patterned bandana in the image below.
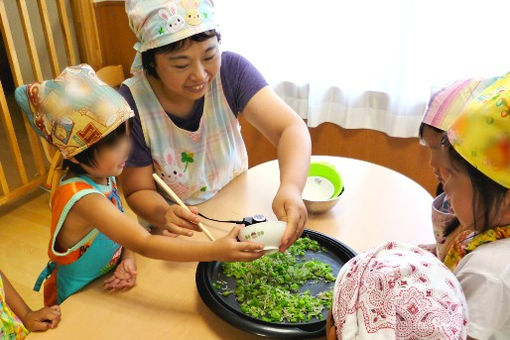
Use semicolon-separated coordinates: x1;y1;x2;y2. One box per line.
332;242;468;339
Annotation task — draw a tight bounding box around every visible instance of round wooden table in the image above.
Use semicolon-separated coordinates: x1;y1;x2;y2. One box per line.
29;156;433;339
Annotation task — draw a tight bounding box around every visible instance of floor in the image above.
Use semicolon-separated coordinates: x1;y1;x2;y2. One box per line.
0;188;136;309
0;190;51;309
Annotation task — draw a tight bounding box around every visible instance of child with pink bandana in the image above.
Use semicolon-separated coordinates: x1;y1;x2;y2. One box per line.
418;77;496;260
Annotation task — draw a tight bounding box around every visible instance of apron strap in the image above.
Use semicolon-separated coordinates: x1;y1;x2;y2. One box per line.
33;261;57;292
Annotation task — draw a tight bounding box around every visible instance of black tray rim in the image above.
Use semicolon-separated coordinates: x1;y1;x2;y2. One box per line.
196;229;357;338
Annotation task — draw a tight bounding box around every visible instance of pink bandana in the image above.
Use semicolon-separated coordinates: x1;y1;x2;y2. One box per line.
423;77;496;131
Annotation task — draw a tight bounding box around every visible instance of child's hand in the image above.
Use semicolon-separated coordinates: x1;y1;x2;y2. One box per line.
272;184;307;253
212;226;264;262
164;204;201;237
104;257;137;290
23;305;61;331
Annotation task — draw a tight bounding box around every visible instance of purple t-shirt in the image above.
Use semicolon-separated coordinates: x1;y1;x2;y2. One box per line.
119;51;268;167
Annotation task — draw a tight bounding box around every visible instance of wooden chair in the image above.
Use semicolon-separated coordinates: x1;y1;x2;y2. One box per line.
96;65;125;88
46;64;126;202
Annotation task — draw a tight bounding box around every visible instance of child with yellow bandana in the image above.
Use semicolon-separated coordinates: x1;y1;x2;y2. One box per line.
441;72;510;339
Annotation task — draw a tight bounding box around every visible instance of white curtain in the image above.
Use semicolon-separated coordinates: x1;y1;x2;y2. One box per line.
215;0;510;137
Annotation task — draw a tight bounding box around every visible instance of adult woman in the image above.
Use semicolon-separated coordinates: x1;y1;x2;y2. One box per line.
120;0;311;252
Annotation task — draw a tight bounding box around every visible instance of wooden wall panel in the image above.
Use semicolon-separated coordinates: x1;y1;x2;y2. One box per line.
239;117;437;195
94;1;137;77
70;0;102;69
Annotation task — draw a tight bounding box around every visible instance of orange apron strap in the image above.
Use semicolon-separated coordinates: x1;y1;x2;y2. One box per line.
43;268;58;307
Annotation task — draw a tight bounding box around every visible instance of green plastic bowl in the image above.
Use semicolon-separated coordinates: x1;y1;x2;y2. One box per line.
307;162;343;199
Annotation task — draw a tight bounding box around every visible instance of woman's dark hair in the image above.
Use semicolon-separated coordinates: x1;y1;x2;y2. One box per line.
141;30;221;79
442;136;508;233
63;119;132;175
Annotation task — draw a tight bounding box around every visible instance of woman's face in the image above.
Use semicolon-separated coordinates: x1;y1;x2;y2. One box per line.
153;36;220;101
421;126;447;183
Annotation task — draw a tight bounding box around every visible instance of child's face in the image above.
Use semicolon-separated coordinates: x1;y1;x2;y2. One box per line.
81;135;131;178
421;126;447;183
153;37;221;102
442;159;474;227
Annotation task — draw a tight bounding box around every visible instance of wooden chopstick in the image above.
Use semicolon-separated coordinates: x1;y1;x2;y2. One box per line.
152;173;215;241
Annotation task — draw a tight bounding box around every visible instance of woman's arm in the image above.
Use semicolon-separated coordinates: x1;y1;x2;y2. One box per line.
121;165;200;236
242;86;311;252
71;193;263;262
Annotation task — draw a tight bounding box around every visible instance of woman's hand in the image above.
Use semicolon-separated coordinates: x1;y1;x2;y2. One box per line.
272;184;307;252
163;204;201;237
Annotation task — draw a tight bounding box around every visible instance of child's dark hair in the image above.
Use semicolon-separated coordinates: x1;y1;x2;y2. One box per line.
443;215;460;238
418;122;443;142
63;119;132;174
418;123;460;235
419;86;445;142
141;30;221;79
442;136;508;233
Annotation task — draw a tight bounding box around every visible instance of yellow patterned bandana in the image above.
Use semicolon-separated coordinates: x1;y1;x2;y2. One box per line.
15;64;134;159
444;225;510;271
447;72;510;188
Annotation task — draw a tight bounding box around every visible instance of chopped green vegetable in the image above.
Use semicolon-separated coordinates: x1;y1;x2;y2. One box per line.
215;237;335;323
221;290;234;297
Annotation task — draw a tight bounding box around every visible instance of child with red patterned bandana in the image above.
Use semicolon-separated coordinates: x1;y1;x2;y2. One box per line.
326;242;468;339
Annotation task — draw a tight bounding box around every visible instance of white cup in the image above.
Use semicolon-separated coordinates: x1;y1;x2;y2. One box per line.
238;221;286;255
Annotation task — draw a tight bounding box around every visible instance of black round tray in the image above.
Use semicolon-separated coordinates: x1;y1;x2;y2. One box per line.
196;229;356;338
